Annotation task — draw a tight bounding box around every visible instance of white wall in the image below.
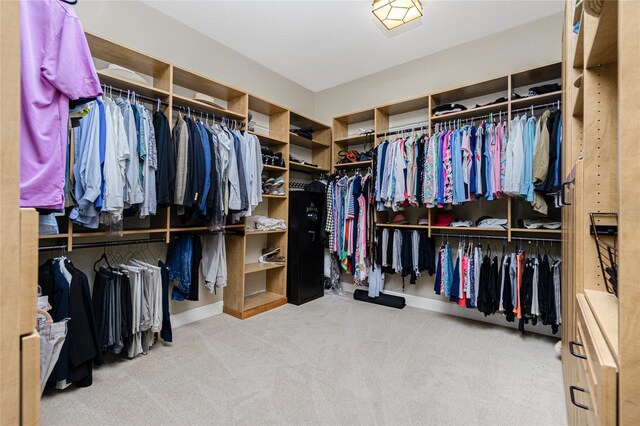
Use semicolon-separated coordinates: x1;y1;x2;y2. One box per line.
75;0;316;117
314;13;564;123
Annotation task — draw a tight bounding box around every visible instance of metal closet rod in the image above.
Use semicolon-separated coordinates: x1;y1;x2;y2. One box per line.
101;84;169;107
430;232;561;242
39;237;167;252
511;100;562;115
172;105;245;127
376;121;429;138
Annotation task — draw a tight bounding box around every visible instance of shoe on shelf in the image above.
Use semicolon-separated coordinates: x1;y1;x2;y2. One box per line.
272;176;284;189
269;188;285;196
358;128;374;135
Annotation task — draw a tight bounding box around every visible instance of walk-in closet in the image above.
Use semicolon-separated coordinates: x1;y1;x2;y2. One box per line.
1;1;638;425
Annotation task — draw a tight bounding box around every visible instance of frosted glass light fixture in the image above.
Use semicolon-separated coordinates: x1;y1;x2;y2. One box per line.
372;0;423;30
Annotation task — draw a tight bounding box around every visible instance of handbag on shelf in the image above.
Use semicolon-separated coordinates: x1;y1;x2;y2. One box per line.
337;150;360;164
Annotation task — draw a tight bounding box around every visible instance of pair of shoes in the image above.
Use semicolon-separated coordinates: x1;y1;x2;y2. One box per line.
262;176;285;195
358;128;374;135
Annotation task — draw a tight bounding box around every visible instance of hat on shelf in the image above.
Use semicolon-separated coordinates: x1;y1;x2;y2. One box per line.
433;212;455;227
98;64;149;86
193;92;225;110
418;218;429;226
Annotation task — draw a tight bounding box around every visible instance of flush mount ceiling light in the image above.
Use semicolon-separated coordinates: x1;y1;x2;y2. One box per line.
372;0;423;30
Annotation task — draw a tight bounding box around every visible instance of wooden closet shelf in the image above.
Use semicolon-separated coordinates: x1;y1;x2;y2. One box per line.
172;94;246;121
376;223;428;229
243;291;287;313
430;102;508;123
263;164;288;172
510;228;562;234
289;132;330;149
573;11;585;69
170;224;245;233
290;112;330;131
39;233;69;240
250;131;288;147
333;134;373;145
334;109;375;125
244;262;286;274
333;160;372;169
245;229;287;236
289;162;329;174
431;226;508;232
262;194;287;200
73;229;167;238
573;83;584;117
584;0;618;68
96;71;170;99
584;289;619;361
510;91;563;108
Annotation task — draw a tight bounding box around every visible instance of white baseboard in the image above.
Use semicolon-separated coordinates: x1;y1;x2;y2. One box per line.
171;301;224;328
342;283;559;338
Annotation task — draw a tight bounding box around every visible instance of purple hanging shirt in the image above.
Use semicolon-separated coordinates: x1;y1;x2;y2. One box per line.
20;0;102;209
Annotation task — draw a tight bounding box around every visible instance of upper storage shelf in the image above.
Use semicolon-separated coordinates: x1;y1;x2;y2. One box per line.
172;66;247;120
85;32;172;93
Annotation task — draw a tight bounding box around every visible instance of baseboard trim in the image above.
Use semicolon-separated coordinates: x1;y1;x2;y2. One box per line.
171;301;224;328
342;283;559;338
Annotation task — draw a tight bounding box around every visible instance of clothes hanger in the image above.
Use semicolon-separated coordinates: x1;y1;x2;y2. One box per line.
93;246;112;272
59;0;78;5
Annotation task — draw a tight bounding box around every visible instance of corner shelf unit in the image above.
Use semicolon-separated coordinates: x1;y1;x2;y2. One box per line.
38;32;334;320
331;62;563;243
288;112;331;175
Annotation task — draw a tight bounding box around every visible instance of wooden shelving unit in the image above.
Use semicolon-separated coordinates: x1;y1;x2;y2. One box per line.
288;112;331;175
331;62;562;243
561;0;639;423
36;32;336;320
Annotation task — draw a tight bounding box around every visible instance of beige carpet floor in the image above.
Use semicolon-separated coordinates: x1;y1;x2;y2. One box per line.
41;294;567;426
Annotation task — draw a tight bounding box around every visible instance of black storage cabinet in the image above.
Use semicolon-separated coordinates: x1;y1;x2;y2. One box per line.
287;191;325;305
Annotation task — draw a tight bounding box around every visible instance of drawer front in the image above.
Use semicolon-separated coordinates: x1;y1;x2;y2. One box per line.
19;208;38;335
574;294;617;425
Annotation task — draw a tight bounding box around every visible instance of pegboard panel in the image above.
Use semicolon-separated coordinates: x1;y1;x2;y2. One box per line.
581;63;618;291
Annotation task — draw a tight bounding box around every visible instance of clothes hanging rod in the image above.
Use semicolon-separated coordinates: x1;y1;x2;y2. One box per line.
430;232;561;242
101;84;169;107
39;237;168;252
172;104;245;127
511;100;562;115
433;111;508;126
376;121;429;138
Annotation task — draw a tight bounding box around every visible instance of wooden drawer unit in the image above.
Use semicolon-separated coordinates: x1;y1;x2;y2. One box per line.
568;294;617;425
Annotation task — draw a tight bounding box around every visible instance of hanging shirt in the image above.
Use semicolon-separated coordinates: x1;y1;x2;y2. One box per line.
20;0;102;209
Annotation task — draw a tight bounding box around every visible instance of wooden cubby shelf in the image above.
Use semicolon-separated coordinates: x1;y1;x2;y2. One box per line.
172;94;246;121
289;162;329;174
244;291;287;312
245;229;287;236
263;164;287;172
333;160;372;169
249;131;288;147
96;71;171;99
244;262;286;274
430;101;509;122
289;132;329;149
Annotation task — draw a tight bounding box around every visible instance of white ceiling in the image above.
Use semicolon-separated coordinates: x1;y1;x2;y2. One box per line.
142;0;564;92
